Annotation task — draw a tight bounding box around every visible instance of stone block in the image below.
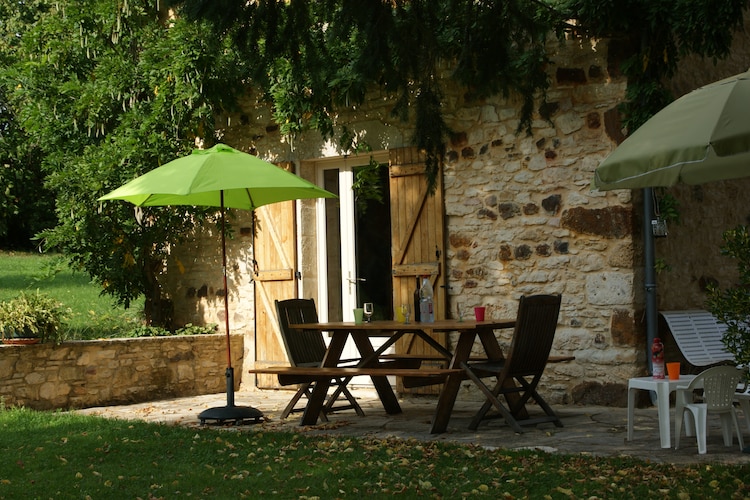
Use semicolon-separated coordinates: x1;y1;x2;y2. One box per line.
554;111;585;135
24;372;45;385
561;206;633;239
571;381;629;407
610;308;643;347
586;272;633;305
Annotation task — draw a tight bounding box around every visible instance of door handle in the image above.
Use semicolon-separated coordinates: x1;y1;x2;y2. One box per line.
347;274;366;294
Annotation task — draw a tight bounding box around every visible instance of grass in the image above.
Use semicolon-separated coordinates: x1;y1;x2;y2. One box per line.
0;251;143;340
1;407;749;499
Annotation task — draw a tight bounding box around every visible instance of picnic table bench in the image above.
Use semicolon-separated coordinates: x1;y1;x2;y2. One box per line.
248;365;465;388
251;319;521;432
251;299;579;435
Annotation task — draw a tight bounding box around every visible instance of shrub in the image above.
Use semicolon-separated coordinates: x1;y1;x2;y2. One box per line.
706;225;750;367
0;291;70;343
123;323;218;338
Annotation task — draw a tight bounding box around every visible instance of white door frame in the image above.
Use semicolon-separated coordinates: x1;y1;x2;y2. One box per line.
313;153;389;321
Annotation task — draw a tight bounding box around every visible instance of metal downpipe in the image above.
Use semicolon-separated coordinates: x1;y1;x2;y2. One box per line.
643;187;658;375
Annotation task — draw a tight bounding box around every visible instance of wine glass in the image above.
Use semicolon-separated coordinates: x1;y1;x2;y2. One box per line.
363;302;374;322
400;303;411;324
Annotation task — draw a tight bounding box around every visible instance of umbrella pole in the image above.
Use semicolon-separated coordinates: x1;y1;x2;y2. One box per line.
220;192;233;368
197;191;263;425
220;195;235;407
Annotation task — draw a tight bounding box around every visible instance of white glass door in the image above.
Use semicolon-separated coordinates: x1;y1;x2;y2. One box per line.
316;159;358;322
314;154;393;381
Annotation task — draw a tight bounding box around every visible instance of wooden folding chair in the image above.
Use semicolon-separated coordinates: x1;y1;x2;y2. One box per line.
275;298;365;421
464;294;563;432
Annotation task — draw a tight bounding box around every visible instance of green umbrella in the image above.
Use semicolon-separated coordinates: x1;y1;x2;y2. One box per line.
100;143;336;208
593;69;750;190
99;143;336;423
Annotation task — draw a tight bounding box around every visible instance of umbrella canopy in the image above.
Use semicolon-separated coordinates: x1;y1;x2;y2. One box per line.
100;143;336;208
593;69;750;190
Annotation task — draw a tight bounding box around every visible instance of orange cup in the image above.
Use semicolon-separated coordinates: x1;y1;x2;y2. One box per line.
474;306;486;322
667;362;680;380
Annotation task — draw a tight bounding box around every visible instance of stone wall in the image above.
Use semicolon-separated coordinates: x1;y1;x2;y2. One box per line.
438;37;638;405
164;33;638;406
0;334;242;410
161;29;750;407
653;14;750;315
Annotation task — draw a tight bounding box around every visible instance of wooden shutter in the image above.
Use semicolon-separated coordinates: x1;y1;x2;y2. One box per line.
389;147;447;394
253;162;298;389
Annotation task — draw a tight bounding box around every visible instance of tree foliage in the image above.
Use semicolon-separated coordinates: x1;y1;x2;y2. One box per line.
0;0;56;248
1;0;245;324
563;0;747;130
706;226;750;368
170;0;563;189
2;0;748;325
170;0;748;177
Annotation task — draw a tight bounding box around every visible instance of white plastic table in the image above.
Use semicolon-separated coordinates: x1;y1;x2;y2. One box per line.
732;387;750;434
627;375;697;449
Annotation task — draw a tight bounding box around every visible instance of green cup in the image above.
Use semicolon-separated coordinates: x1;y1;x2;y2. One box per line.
353;308;364;324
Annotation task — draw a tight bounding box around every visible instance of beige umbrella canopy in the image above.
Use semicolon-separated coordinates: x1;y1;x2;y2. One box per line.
593;69;750;191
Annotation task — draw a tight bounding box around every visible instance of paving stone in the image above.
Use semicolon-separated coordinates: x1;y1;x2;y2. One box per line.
75;387;750;466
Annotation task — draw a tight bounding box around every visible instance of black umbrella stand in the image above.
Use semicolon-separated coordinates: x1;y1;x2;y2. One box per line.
198;194;263;425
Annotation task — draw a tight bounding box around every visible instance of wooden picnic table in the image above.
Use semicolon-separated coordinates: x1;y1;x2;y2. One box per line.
287;319;516;434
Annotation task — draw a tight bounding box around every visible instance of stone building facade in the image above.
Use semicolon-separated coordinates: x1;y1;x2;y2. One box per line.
161;29;750;407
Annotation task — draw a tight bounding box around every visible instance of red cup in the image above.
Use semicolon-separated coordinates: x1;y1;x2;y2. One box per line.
474;306;485;322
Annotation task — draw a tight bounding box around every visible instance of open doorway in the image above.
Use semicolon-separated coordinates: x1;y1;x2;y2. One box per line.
317;154;392;322
353;163;393;321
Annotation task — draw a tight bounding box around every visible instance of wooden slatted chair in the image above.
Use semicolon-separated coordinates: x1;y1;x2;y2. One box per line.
275;298;365;421
464;294;563;432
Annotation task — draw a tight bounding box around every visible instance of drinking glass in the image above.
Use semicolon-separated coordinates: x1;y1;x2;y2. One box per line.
401;303;411;324
363;302;374;322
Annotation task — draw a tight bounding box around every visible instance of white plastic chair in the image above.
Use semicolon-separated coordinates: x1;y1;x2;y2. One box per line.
674;365;745;454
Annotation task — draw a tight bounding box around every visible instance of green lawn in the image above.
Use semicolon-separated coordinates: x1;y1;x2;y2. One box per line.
0;251;143;340
1;407;749;499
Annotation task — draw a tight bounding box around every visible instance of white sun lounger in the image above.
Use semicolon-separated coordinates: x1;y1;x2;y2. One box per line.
659;310;735;367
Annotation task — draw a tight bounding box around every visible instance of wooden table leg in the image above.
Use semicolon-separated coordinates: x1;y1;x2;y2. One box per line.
351;333;402;414
430;330;477;433
300;332;348;425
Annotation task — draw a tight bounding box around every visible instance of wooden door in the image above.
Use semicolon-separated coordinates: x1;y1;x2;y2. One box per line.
253;162;298;389
389;147;447;393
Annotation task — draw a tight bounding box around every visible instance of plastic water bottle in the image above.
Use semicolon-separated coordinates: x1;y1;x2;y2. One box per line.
652;337;665;379
419;276;434;323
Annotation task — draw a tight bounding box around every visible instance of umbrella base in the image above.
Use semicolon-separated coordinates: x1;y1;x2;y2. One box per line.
198;367;264;425
198;405;264;426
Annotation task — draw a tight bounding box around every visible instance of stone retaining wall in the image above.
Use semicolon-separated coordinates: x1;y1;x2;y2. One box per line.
0;334;243;410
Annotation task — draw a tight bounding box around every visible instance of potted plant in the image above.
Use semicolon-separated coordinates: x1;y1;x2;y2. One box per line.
706;225;750;368
0;291;68;344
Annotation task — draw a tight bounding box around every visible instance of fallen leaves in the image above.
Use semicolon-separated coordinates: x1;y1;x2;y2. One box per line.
3;408;750;499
